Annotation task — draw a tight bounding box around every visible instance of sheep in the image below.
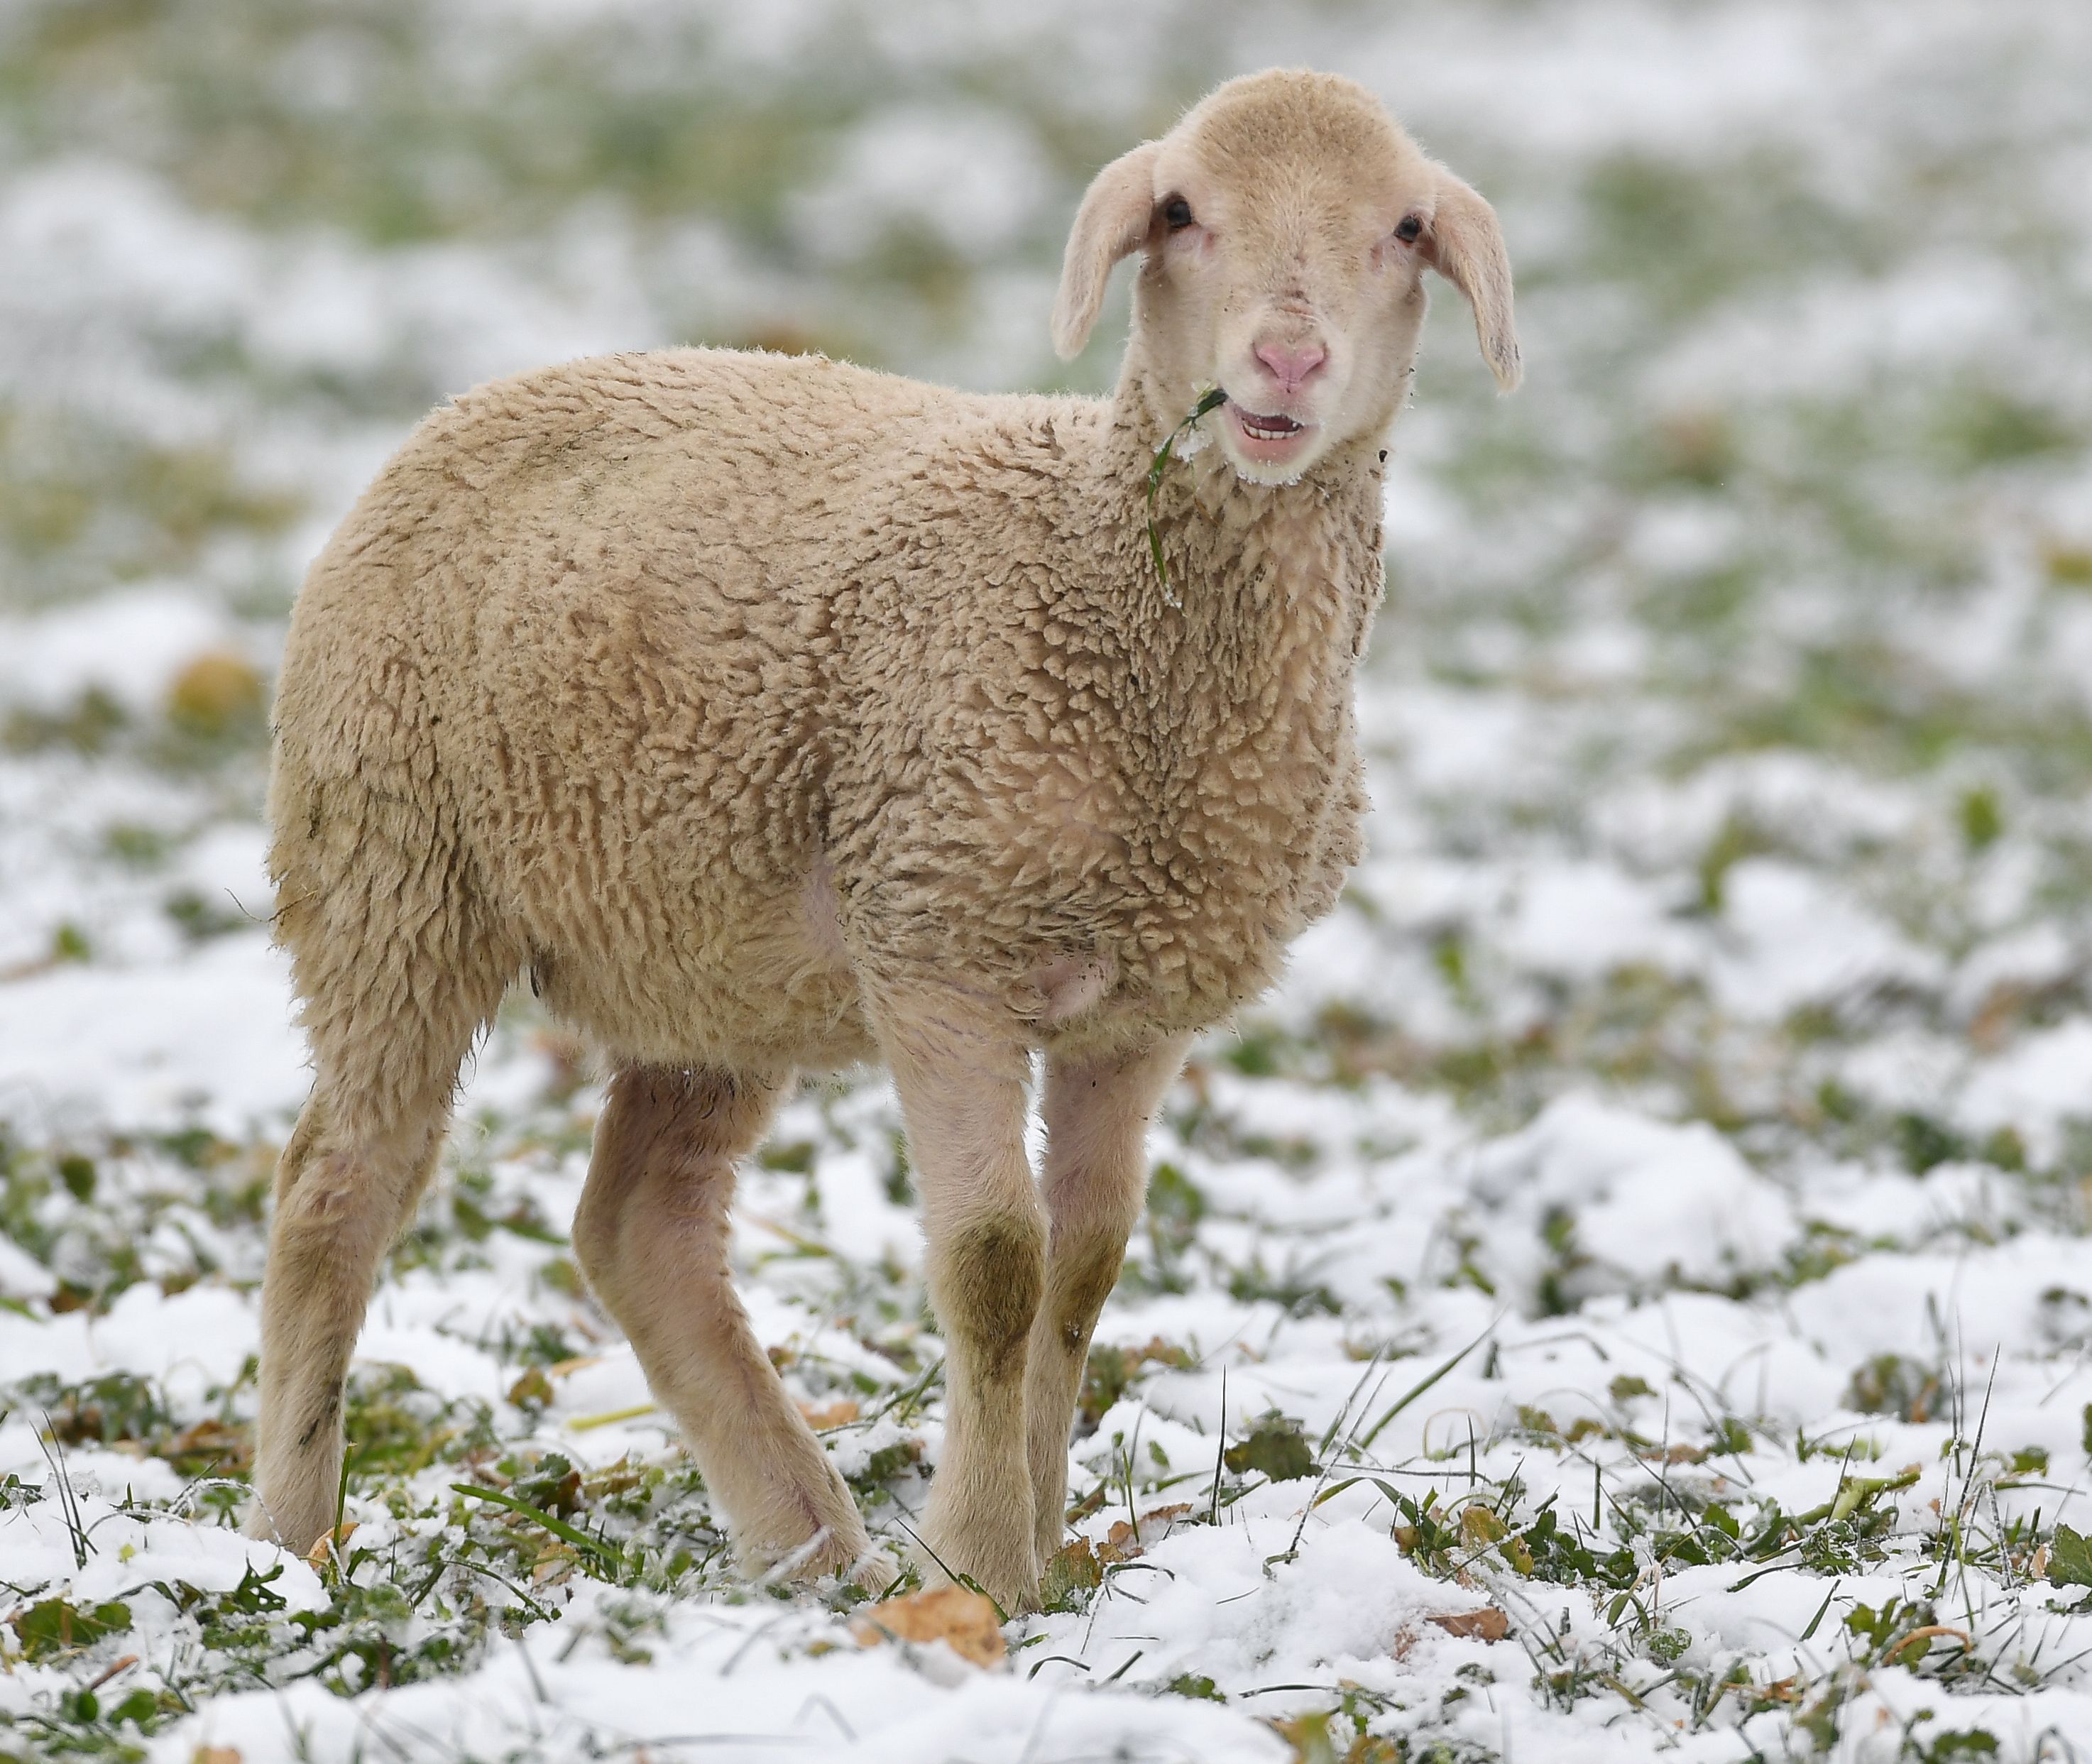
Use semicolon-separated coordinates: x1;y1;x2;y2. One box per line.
245;67;1518;1614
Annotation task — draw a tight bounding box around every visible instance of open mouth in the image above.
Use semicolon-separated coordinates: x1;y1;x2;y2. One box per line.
1234;410;1305;442
1220;396;1317;469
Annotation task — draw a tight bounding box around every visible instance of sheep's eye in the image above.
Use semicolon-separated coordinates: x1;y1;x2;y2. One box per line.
1164;198;1195;231
1394;215;1423;243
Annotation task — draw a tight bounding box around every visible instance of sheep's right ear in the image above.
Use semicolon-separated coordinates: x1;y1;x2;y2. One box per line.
1051;141;1161;361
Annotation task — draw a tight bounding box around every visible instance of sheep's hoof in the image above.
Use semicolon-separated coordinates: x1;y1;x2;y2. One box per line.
847;1545;902;1595
748;1521;887;1592
914;1533;1040;1616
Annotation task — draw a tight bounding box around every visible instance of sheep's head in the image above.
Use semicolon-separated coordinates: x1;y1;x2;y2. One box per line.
1053;70;1518;485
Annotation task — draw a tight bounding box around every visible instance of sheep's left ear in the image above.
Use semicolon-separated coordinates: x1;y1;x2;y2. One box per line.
1422;166;1521;391
1051;141;1161;361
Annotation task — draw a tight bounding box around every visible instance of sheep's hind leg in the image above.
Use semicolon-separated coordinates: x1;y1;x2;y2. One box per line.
877;998;1046;1612
251;703;521;1553
1024;1035;1190;1566
573;1065;887;1589
247;1059;477;1553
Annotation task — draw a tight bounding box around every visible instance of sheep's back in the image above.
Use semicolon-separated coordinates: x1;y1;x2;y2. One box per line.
274;347;1094;1063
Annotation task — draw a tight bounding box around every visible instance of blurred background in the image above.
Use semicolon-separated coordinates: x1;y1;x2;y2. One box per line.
5;0;2092;1203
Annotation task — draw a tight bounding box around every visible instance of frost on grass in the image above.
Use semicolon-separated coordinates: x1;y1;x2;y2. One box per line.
8;1;2092;1760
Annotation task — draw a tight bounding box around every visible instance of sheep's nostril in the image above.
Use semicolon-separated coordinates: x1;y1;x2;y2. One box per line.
1252;341;1327;393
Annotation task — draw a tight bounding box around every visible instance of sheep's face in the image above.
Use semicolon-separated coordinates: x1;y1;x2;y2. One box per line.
1053;71;1519;486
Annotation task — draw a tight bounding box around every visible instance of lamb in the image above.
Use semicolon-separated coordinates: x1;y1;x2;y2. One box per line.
246;67;1518;1614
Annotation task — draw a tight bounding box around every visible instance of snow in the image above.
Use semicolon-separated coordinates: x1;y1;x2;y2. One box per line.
6;1;2092;1759
0;935;307;1134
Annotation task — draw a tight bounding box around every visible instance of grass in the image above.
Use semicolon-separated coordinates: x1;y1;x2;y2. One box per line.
9;1012;2092;1760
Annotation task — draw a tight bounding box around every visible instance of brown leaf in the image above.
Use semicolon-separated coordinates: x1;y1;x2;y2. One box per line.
192;1749;243;1764
1638;1442;1705;1465
1100;1518;1139;1564
1099;1502;1195;1562
798;1398;860;1430
165;1418;253;1474
1428;1607;1510;1642
1458;1503;1506;1547
305;1522;358;1569
850;1586;1004;1668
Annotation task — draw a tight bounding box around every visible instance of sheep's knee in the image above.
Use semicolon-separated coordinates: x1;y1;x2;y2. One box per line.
935;1212;1046;1394
1024;1225;1131;1557
919;1207;1048;1609
1047;1229;1128;1350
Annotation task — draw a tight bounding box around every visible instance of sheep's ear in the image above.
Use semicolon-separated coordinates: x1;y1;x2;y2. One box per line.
1422;166;1521;391
1052;141;1161;361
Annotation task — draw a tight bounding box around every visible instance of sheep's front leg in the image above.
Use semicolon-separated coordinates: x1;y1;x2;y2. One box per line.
1024;1036;1190;1565
877;999;1046;1612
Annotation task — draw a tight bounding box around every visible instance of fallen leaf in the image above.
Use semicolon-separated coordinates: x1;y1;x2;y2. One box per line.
1428;1607;1509;1642
850;1585;1004;1667
1100;1501;1195;1562
799;1397;860;1430
192;1749;243;1764
305;1523;358;1569
531;1543;578;1585
1459;1503;1506;1547
165;1418;253;1474
1638;1442;1705;1465
1041;1536;1102;1607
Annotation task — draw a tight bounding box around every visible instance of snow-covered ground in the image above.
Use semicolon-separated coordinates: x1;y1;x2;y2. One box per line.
7;1;2092;1758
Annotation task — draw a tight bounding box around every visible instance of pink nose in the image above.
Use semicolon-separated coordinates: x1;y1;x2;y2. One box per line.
1253;340;1327;393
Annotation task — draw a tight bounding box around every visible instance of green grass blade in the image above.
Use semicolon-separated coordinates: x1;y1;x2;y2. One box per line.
1356;1317;1500;1453
451;1481;622;1567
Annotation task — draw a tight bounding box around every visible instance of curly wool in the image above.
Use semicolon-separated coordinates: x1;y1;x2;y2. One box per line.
268;344;1380;1102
